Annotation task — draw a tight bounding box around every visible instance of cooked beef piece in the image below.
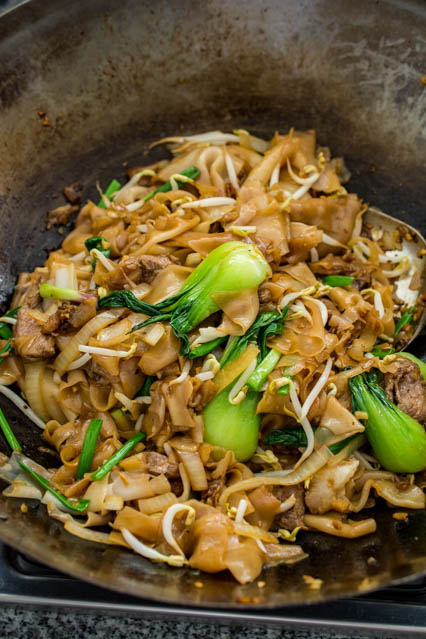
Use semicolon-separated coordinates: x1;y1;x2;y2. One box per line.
272;483;305;530
101;254;175;290
41;298;97;335
14;281;55;360
63;182;83;205
258;287;272;304
202;478;223;506
46;204;79;229
144;451;180;478
384;356;426;424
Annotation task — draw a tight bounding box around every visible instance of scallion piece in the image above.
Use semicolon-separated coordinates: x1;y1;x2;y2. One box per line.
98;179;122;208
322;275;355;287
277;381;291;395
76;418;103;480
39;283;88;302
0;306;20;341
143;166;200;202
394;306;416;337
188;336;228;359
91;432;145;481
0;340;12;364
371;346;396;358
246;348;281;391
0;408;21;451
136;375;156;397
17;460;90;513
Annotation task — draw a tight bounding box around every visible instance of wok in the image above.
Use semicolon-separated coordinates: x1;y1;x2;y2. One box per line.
0;0;425;608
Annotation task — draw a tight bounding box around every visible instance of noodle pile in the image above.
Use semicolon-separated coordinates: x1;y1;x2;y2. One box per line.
0;127;425;585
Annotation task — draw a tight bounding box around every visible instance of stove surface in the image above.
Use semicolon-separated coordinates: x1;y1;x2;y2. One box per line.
0;542;425;637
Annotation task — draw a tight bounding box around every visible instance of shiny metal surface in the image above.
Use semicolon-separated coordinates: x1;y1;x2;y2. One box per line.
0;0;425;608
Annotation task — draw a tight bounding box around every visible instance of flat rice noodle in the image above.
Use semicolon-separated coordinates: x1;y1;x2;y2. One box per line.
251;203;290;262
375;284;395;336
347;324;380;362
329;357;398;395
83;474;109;512
143;265;192;304
213;288;259;336
188;511;233;573
111;471;156;500
112;506;161;543
58;370;90;416
90;351;121;377
139;325;180;376
280;262;318;287
143;382;166;439
100;221;125;257
44;419;77;451
271;298;325;357
170;231;236;256
0;355;24;386
89;382;117;412
226;144;262;170
291;130;316;169
119;357;144;398
312;163;342;194
304;513;376;538
290;194;361;247
194;147;227;192
305;458;360;514
245;137;299;186
61;228;92;254
288;222;323;263
256;388;296;417
264;543;308;566
320;396;365;437
223;535;264;584
42;367;67;423
230;182;269;226
350;477;426;512
214;343;259;394
163;377;196;430
158;148;203;181
246;485;281;530
133;214;200;256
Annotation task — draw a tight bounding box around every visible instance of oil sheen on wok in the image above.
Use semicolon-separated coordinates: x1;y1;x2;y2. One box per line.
0;127;425;585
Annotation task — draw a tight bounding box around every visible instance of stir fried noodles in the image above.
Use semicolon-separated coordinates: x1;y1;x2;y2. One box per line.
0;128;425;584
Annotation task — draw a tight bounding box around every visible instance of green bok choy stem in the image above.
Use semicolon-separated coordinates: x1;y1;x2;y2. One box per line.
349;370;426;472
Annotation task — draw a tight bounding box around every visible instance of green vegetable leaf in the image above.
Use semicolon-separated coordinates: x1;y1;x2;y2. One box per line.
143;166;200;202
84;236;111;271
394;306;416;337
136;375;156;397
0;306;21;341
91;432;145;481
98;179;122;208
18;460;90;513
322;275;355;287
0;408;21;451
76;418;103;480
0;340;12;364
98;288;188;317
371;346;396;358
265;427;307;447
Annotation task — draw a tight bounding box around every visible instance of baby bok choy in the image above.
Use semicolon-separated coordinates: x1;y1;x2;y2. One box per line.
99;241;271;355
349;370;426;473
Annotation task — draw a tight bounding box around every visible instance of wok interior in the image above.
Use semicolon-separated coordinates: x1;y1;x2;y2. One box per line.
0;0;425;606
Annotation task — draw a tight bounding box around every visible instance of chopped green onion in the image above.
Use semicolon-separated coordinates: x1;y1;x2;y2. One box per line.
98;179;122;208
277;381;291;395
247;348;281;391
188;336;228;359
0;408;21;451
371;346;396;358
91;432;145;481
137;375;156;397
17;460;90;513
143;166;200;202
394;306;416;337
0;340;12;364
39;283;87;302
322;275;355;287
0;307;20;341
76;418;103;480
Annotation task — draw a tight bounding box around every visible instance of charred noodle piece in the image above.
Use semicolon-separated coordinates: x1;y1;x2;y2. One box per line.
394;306;416;337
143;165;200;202
188;336;228;359
399;352;426;380
0;408;21;451
17;460;90;513
91;432;145;481
76;418;103;480
349;371;426;472
220;306;288;369
322;275;354;287
203;385;260;461
98;179;122;208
